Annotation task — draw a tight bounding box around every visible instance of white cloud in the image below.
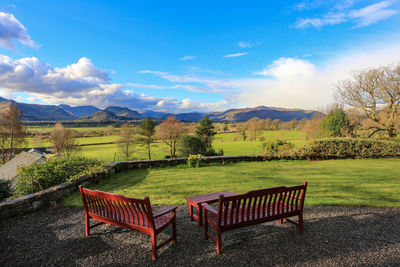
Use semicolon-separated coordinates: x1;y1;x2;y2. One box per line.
349;1;398;27
295;12;346;28
223;52;248;58
0;55;232;113
294;1;398;29
238;41;257;48
232;41;400;109
0;12;36;49
179;56;197;61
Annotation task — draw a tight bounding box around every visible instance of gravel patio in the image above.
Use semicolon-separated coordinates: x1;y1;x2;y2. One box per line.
1;205;400;266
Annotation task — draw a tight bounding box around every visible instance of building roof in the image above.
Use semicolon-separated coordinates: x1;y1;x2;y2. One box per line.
0;151;45;181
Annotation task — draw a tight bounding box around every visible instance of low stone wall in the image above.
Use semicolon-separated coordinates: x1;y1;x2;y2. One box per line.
0;155;265;221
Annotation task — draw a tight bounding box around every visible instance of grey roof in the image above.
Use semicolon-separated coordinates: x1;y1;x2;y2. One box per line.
0;151;45;181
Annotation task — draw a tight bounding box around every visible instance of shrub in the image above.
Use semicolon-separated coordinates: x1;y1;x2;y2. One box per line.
298;138;400;160
0;180;12;202
14;157;103;197
260;140;295;158
178;135;207;156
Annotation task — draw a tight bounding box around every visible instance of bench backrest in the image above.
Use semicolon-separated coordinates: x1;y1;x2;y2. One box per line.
217;182;307;226
79;186;155;229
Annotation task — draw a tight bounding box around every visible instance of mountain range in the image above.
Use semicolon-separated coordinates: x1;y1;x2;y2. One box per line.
0;97;319;122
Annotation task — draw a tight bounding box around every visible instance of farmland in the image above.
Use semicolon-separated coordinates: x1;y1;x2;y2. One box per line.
24;126;308;162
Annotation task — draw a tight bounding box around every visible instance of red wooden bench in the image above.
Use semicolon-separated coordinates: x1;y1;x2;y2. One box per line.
202;182;307;254
79;186;178;259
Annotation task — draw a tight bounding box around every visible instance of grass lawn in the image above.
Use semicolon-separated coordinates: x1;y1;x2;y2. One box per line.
63;158;400;208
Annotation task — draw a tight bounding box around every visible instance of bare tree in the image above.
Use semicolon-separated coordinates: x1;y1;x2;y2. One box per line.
335;64;400;138
247;117;264;141
235;122;248;141
156;116;186;158
105;125;115;136
0;103;25;163
50;122;80;159
117;124;136;160
137;118;156;160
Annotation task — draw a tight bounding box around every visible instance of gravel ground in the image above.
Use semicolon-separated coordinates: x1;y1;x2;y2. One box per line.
1;205;400;266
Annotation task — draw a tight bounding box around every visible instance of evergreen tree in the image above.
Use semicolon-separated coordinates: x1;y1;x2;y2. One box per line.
195;115;216;152
320;108;349;137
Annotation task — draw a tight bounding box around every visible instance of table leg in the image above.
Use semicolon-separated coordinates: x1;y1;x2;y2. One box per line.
189;204;194;221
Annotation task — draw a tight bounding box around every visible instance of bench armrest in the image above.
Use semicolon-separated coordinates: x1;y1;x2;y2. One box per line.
154;206;178;218
202;203;217;215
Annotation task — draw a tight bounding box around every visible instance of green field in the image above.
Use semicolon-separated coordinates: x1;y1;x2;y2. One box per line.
78;130;308;162
63;158;400;208
22;129;308;161
25;135;119;148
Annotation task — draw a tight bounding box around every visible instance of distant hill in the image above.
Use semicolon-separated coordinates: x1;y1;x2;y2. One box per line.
138;111;205;121
58;104;100;117
78;110;122;122
139;110;170;119
175;112;205;121
208;106;318;122
104;106;142;120
0;97;320;122
0;99;76;121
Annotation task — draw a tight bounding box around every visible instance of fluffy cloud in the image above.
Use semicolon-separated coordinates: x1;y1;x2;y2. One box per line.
234;41;400;109
294;1;398;29
0;55;231;112
0;12;36;49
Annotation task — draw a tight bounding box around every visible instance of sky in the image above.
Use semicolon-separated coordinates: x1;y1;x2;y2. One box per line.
0;0;399;113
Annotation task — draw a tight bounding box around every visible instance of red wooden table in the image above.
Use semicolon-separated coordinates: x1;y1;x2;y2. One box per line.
185;191;238;226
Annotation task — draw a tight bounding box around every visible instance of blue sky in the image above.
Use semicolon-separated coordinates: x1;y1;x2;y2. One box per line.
0;0;399;112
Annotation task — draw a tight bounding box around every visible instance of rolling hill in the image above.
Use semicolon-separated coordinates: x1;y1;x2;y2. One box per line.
58;104;100;117
104;106;142;120
78;110;122;122
208;106;318;122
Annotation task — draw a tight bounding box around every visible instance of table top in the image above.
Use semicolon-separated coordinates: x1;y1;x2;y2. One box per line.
185;191;238;205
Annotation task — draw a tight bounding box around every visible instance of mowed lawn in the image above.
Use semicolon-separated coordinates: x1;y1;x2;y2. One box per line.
63;158;400;208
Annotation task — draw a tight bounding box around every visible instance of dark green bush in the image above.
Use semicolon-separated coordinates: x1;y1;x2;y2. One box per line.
298;138;400;160
178;135;207;156
14;157;103;197
0;180;12;202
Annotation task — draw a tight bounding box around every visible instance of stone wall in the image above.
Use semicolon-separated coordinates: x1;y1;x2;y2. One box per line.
0;155;265;221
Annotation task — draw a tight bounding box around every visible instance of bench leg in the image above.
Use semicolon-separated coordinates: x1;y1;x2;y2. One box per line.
204;210;208;240
151;233;157;260
298;213;304;234
172;214;177;244
85;213;90;236
216;229;222;254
